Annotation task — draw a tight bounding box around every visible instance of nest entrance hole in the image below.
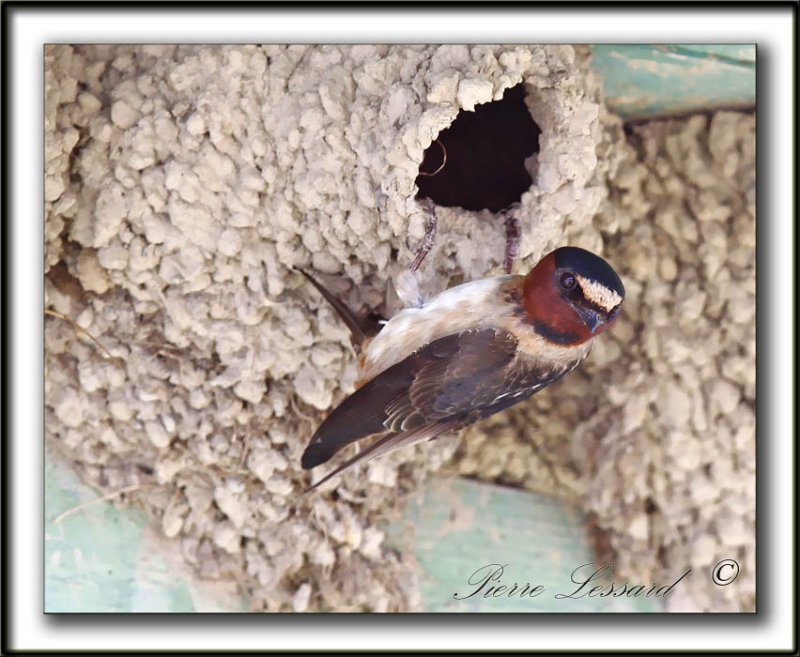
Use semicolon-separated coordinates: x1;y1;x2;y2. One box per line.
415;84;541;214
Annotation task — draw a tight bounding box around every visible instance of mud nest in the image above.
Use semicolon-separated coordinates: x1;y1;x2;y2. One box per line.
44;44;754;612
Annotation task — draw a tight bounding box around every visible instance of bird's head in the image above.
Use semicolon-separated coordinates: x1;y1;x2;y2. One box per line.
522;246;625;346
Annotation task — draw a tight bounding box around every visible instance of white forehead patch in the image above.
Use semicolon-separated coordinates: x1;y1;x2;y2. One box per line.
575;274;622;312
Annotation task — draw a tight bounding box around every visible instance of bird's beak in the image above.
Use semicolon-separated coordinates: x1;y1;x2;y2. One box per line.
579;308;605;334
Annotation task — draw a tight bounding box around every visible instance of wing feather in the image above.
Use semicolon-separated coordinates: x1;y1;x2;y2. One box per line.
304;421;457;492
300;334;461;469
301;326;581;484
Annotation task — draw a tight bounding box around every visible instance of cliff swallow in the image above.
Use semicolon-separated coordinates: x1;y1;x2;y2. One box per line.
299;246;625;491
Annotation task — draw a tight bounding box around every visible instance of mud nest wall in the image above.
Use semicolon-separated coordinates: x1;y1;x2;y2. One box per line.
44;44;755;612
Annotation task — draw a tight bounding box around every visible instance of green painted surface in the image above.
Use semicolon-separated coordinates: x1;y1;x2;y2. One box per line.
389;478;662;612
44;449;244;612
591;45;756;119
45;447;663;612
45;450;147;612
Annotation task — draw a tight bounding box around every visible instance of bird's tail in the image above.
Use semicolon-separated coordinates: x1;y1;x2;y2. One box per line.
303;422;453;493
295;268;382;348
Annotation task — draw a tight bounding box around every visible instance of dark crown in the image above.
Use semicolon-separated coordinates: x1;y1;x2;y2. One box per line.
553;247;625;299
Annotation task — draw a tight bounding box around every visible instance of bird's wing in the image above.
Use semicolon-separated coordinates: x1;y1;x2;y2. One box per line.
301;327;571;477
303;422;458;492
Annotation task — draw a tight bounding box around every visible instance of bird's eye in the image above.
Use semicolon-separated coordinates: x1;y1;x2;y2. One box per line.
559;272;576;290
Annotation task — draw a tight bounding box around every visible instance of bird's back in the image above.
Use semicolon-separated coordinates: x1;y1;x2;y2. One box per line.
359;275;521;383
